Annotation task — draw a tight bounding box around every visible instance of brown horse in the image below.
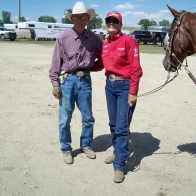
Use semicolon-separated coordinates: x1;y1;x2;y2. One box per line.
162;5;196;72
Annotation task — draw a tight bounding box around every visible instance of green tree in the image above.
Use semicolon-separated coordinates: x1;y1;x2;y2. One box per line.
38;15;56;23
2;10;12;23
150;19;157;26
19;16;26;22
62;9;73;24
87;14;102;29
159;19;170;26
138;18;157;30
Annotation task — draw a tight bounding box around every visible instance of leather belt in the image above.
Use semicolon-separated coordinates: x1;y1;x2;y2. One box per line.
108;73;129;82
67;69;89;77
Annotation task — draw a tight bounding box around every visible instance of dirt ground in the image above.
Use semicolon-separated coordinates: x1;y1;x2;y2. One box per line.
0;42;196;196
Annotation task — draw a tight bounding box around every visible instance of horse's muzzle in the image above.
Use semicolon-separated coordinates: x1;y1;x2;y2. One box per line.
162;57;177;72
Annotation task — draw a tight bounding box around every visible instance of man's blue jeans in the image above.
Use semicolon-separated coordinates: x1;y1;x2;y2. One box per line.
59;73;94;154
105;78;136;171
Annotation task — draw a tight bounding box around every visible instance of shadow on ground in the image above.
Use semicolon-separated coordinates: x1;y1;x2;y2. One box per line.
91;134;112;152
90;132;160;172
177;142;196;155
126;132;160;172
71;134;112;158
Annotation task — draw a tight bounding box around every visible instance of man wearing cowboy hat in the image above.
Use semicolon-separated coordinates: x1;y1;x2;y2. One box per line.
49;2;103;164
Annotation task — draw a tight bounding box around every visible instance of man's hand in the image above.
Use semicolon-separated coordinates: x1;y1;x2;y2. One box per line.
128;94;137;106
52;87;61;99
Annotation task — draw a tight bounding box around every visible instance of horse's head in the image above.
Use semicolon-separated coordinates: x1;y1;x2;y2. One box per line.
162;5;196;72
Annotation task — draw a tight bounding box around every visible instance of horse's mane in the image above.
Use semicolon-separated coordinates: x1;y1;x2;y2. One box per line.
179;9;196;15
179;10;187;13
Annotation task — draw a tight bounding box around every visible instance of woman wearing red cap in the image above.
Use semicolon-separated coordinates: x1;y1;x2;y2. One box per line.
91;11;143;183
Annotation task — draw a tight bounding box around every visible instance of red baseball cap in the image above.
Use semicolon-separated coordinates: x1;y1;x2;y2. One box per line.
105;11;122;22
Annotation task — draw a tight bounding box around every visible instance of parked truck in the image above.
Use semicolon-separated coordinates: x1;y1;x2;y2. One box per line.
0;27;17;41
130;30;152;44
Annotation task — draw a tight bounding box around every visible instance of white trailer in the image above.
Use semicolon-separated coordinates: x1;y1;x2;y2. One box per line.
121;30;131;35
4;24;18;31
148;26;169;33
91;28;130;35
91;28;108;35
148;26;170;46
17;22;74;40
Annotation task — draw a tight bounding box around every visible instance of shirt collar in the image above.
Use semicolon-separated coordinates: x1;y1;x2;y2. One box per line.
72;27;88;40
107;31;123;42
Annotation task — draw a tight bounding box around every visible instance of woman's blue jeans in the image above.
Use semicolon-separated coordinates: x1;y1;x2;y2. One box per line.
105;78;136;171
59;73;94;154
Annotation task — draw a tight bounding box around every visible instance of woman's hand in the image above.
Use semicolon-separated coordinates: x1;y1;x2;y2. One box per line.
128;94;137;106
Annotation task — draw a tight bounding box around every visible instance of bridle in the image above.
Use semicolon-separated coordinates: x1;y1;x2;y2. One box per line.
167;11;189;72
166;11;196;84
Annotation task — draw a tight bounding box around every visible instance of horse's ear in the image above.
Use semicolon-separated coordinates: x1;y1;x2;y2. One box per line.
166;4;179;18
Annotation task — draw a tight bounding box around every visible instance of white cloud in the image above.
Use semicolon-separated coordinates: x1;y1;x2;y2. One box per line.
98;4;172;27
132;11;148;17
114;3;135;10
122;11;132;16
91;4;99;8
11;16;18;22
24;17;32;21
119;9;172;26
142;10;170;20
159;10;170;14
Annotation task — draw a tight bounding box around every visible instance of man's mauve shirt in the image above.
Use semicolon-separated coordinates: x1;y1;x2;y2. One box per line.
49;28;103;87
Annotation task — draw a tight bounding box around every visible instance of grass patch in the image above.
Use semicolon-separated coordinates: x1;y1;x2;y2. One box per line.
1;38;166;54
2;38;195;56
0;38;56;46
139;43;166;54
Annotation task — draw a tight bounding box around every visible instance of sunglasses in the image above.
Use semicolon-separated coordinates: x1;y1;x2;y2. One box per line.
105;19;120;24
72;15;88;20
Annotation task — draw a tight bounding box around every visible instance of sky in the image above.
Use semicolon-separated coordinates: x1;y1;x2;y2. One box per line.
0;0;196;27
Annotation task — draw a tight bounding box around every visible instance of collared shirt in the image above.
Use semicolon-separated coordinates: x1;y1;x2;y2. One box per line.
91;32;143;95
49;28;103;87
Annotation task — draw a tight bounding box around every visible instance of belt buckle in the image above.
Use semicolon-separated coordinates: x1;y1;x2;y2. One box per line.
76;71;85;77
109;74;116;82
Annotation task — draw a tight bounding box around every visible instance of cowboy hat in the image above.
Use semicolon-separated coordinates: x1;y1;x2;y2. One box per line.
65;2;96;21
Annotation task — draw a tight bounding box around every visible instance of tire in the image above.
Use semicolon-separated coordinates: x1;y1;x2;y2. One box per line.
1;34;5;41
10;38;15;41
143;42;147;44
136;38;141;44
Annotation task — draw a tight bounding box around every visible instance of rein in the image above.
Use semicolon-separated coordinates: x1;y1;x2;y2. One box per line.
172;56;196;84
137;60;196;99
137;72;179;97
